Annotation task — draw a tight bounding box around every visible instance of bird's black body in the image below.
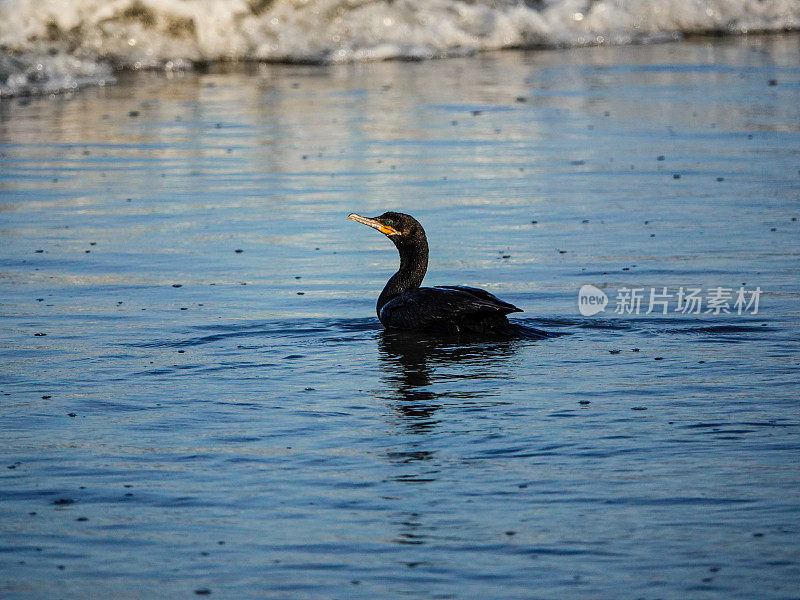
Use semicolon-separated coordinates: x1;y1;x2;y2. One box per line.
348;211;522;334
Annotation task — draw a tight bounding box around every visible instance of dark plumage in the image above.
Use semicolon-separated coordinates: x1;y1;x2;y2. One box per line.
348;211;522;334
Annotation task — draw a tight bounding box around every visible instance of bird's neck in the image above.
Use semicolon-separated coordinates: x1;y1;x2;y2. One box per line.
377;235;428;313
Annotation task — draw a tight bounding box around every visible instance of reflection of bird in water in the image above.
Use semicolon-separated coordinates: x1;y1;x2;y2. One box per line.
348;211;526;335
378;329;523;436
379;330;522;387
378;330;441;435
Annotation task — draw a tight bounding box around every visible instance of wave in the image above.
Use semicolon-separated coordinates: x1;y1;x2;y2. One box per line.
2;0;799;96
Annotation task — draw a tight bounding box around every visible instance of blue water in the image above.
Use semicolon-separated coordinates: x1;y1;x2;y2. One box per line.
1;35;799;599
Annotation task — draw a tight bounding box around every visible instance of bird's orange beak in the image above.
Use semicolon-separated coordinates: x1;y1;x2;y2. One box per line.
348;213;401;236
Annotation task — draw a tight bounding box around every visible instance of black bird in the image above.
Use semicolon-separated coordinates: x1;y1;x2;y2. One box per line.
348;211;522;334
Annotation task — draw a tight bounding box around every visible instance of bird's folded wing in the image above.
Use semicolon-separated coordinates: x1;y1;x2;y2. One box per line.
381;287;521;329
434;286;522;313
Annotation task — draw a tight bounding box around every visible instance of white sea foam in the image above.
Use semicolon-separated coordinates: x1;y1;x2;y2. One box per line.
1;0;799;96
0;52;115;97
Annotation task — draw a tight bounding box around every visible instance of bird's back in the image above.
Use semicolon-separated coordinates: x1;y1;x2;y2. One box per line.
379;286;522;334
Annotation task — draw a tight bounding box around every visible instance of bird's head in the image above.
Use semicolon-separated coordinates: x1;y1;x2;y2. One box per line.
347;212;425;246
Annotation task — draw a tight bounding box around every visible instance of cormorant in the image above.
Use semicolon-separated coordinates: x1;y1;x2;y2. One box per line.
348;211;522;334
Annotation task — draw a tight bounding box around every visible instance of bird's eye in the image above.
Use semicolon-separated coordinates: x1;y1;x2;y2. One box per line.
384;219;394;226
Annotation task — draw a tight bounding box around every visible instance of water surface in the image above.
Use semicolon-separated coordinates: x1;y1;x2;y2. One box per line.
1;35;799;599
